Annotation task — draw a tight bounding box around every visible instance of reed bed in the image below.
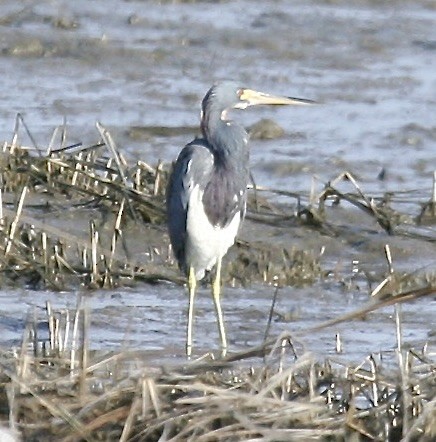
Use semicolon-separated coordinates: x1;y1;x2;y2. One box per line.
0;120;435;440
0;120;327;290
1;119;435;290
0;296;434;441
0;119;170;290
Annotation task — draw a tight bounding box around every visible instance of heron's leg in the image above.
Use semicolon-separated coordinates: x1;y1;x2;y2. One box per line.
186;266;196;358
212;257;227;357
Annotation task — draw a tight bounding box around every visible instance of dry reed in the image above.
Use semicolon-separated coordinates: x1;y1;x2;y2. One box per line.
0;119;434;440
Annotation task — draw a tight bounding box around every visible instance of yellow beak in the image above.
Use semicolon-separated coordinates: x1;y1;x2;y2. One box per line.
239;88;315;107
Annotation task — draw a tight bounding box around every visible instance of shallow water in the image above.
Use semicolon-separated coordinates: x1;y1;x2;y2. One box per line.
0;0;435;363
0;283;434;365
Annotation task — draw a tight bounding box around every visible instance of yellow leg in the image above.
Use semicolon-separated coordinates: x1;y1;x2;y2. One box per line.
212;257;227;357
186;266;196;358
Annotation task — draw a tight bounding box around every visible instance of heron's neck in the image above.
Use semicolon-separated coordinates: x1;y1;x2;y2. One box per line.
202;112;249;165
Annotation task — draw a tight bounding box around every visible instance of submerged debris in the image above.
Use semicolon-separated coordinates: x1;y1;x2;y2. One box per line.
249;118;285;140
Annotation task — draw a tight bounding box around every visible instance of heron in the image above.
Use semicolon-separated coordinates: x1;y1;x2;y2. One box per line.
167;81;313;357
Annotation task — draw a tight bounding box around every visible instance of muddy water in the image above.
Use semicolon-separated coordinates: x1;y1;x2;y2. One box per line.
0;283;434;365
0;0;435;363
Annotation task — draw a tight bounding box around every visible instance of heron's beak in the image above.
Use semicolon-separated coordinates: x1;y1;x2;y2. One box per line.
240;89;315;107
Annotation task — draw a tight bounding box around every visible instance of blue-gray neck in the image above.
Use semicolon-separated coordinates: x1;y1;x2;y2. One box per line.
201;107;249;168
200;108;250;228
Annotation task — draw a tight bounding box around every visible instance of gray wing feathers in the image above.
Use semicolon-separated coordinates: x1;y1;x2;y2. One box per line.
167;141;214;273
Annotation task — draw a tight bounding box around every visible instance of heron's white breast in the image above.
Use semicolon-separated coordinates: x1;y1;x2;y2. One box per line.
186;184;241;280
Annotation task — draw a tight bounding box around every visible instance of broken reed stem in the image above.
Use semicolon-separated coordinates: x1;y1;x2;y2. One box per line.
264;286;279;344
385;243;409;436
18;320;31;380
96;121;128;187
96;121;140;221
80;303;89;400
41;232;48;275
316;171;398;234
47;125;59;155
108;199;125;272
134;165;141;190
5;185;28;256
368;356;378;406
343;172;372;207
335;332;342;353
153;160;163;196
70;301;82;374
71;152;83;186
63;309;71;356
90;220;99;284
61;116;67;151
47;301;55;352
13;113;41;155
119;397;141;442
384;244;394;275
396;301;410;438
370;245;395;297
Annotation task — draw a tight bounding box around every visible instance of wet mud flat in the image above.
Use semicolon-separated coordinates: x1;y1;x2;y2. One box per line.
0;131;434;440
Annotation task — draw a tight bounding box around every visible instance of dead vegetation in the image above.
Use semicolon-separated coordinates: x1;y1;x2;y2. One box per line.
1;116;435;291
0;117;169;290
0;118;324;291
0;118;434;440
0;292;434;441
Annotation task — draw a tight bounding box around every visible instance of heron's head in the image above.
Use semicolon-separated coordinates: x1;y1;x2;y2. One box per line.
201;81;315;120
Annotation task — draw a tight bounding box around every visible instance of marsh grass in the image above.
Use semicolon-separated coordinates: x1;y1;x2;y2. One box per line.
0;119;170;290
1;119;435;290
0;292;434;441
0;119;435;440
0;119;325;291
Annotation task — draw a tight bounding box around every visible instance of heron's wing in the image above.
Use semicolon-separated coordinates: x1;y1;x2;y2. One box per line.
203;156;249;229
166;140;214;272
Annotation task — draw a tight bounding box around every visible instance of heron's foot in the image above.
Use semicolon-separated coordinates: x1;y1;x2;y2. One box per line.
220;345;227;359
218;324;228;358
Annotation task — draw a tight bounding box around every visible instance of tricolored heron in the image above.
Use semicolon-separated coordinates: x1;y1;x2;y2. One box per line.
167;81;313;357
